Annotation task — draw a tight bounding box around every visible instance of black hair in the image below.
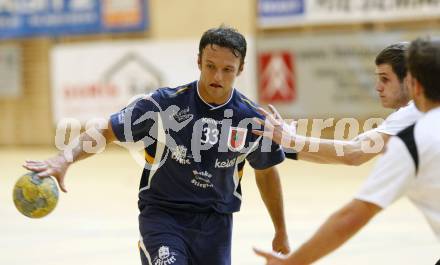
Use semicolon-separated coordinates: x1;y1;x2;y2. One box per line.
199;25;247;66
375;42;409;82
407;38;440;102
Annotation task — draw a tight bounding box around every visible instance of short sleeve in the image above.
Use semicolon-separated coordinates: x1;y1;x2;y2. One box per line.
355;137;416;208
375;102;422;136
110;93;160;143
246;135;285;170
284;148;298;160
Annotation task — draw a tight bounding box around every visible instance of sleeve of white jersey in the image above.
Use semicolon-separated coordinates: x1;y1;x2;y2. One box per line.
355;137;417;209
375;103;422;136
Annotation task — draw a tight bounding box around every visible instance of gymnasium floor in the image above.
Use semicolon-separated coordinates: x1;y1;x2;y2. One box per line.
0;147;438;265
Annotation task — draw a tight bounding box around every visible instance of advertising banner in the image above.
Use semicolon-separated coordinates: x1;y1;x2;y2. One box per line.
51;38;256;124
259;0;440;28
0;0;148;39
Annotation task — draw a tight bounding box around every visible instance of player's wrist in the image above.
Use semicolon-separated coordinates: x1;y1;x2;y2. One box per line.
274;226;288;235
289;135;304;149
57;152;73;166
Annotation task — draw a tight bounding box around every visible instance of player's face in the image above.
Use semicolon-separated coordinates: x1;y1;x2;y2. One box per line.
198;44;243;104
375;64;409;109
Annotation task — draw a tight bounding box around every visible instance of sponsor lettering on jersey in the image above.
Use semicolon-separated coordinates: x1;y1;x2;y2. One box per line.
201;117;223;125
191;170;214;189
215;157;237;168
171;145;191;165
170;106;193;123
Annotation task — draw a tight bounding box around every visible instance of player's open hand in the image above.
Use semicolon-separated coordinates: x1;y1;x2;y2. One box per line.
254;247;290;265
23;154;70;193
252;104;296;149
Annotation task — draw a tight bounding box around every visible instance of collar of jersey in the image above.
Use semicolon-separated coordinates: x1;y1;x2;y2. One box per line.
396;100;414;112
196;81;235;110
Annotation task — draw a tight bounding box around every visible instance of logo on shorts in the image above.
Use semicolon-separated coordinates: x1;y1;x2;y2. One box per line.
171;145;191;165
228;127;247;151
154;246;177;265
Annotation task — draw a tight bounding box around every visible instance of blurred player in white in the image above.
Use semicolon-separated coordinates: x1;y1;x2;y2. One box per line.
255;38;440;264
255;42;422;165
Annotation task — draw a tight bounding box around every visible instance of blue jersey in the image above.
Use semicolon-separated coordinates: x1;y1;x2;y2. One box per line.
110;81;284;214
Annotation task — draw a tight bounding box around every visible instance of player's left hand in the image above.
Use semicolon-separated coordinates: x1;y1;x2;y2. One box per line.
254;247;290;265
272;230;290;254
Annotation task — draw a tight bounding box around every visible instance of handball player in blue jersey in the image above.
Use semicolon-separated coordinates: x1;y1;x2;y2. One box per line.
24;26;290;265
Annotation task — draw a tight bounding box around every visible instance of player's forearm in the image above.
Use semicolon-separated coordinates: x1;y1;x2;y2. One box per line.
60;122;116;164
294;136;368;165
287;200;379;265
255;169;287;233
61;131;99;163
287;216;360;264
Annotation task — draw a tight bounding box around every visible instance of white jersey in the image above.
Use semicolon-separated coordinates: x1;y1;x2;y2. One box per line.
375;101;422;136
356;107;440;239
354;101;422;142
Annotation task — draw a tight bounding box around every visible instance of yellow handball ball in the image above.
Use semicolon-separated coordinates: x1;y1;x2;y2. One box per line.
13;172;59;218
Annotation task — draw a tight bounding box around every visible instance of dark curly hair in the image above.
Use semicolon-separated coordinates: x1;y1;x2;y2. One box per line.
199;25;247;67
375;42;409;82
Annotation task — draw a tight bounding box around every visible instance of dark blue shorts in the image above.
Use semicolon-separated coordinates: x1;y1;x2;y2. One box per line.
138;206;233;265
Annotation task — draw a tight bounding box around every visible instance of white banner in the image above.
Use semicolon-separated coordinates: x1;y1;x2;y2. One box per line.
257;29;440;117
51;38;256;124
0;45;21;97
259;0;440;28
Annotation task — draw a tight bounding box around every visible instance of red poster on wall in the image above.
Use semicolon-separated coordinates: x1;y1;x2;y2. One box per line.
259;51;296;103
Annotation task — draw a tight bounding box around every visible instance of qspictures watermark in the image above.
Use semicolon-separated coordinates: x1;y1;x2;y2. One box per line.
54;96;386;170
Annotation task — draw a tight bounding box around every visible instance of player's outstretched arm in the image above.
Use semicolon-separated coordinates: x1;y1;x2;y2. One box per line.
253;105;390;166
297;131;390;166
254;199;381;265
22;119;117;192
255;166;290;254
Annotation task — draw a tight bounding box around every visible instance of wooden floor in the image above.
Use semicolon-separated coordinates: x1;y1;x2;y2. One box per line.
0;147;438;265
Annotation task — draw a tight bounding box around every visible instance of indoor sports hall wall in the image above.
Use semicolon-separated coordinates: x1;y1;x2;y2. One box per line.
256;0;440;118
256;3;440;137
0;0;255;146
1;0;440;145
0;38;53;145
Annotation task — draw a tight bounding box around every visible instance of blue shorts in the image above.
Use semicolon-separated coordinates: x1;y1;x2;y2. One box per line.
138;206;233;265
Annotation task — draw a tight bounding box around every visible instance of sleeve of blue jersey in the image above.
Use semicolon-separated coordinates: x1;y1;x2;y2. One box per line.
240;104;286;168
254;106;298;160
110;92;161;142
284;148;298;160
246;141;285;170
